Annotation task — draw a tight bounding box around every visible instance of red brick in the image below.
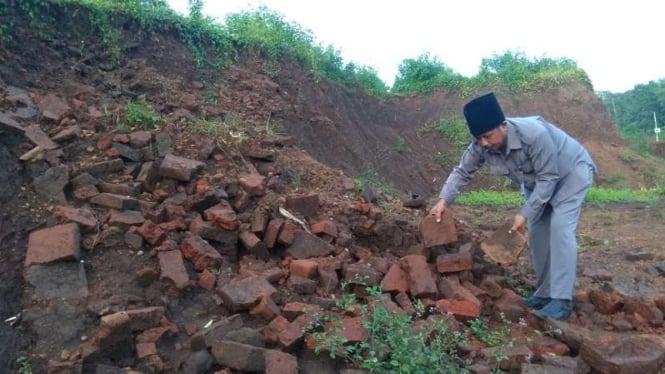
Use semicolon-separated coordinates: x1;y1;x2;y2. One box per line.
420;213;457;248
218;275;277;312
588;289;624;315
158;219;187;232
285;193;319;218
367;205;383;220
277;221;298;245
137;220;166;245
135;327;169;343
262;267;285;283
239;173;266;196
108;210;145;226
25;223;80;267
73;185;100;200
97;133;114;150
239;230;270;261
198;269;217;290
89;193;139;211
96;311;130;343
381;264;409;293
310;220;338;238
400;255;437;298
204;202;239;231
452;286;482;309
623;296;663;323
435;299;480;321
158;250;190;290
655;297;665;315
250;296;280;322
251;207;270;237
263;218;284;248
184;323;198;336
394;292;416;314
262;315;290;345
278;314;311;350
436;252;473;273
350;201;371;213
56;206;98;228
264;350;298;374
290;259;319;278
326;317;368;343
159;153;204;181
282;302;322;322
526;335;570;358
113;134;130;143
125;306;165;330
136;342;157;359
181;236;223;271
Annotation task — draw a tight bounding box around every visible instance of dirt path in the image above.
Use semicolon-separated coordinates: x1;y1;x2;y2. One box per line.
453;202;665;299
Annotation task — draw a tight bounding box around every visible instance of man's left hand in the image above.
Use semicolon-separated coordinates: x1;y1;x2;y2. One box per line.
509;214;526;234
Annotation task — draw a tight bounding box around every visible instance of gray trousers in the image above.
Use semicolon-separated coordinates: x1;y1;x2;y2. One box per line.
527;161;594;300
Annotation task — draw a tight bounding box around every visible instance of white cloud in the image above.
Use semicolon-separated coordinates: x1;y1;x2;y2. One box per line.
167;0;665;92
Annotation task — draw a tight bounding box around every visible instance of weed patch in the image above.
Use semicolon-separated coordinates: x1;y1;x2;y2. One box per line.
307;284;470;373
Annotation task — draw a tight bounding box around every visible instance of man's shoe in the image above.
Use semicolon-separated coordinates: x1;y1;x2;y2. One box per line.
523;295;550;309
533;299;572;320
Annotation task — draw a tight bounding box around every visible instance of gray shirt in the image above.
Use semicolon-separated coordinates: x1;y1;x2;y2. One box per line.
439;116;596;222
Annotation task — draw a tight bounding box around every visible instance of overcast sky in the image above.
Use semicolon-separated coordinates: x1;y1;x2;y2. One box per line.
167;0;664;93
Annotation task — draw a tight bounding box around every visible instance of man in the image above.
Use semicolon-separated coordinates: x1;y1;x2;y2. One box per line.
429;92;596;320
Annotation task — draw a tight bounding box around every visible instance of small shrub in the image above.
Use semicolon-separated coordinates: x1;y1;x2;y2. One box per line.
468;316;510;347
621;148;638;163
353;167;399;199
124;95;159;130
394;136;406;153
17;356;32;374
190;112;248;144
264;112;284;136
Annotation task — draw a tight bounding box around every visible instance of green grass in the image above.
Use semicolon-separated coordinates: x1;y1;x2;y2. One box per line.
455;190;524;207
585;187;660;205
454;187;661;207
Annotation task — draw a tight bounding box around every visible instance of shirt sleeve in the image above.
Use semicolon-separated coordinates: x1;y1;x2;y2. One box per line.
519;133;560;222
439;143;484;205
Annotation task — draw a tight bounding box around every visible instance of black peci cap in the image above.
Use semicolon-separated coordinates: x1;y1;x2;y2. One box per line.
463;92;506;137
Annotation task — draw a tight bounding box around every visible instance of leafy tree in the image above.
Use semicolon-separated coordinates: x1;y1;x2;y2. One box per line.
599;79;665;145
187;0;203;19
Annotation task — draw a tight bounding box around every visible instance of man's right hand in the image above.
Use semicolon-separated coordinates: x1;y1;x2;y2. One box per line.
428;198;448;222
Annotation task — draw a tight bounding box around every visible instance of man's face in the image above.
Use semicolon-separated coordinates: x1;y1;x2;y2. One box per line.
476;122;507;151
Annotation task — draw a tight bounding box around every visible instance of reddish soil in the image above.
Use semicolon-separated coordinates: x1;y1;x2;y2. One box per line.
1;4;665;374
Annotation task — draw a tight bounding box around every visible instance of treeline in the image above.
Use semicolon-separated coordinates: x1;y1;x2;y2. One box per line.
598;80;665;147
1;0;591;96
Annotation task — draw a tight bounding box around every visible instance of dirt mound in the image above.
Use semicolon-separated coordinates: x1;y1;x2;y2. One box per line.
2;4;665;374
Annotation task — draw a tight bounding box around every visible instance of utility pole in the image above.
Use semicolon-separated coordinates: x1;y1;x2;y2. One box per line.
655;112;660;142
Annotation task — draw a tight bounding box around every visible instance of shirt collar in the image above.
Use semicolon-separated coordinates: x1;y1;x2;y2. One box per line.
504;120;522;154
483;121;521;156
